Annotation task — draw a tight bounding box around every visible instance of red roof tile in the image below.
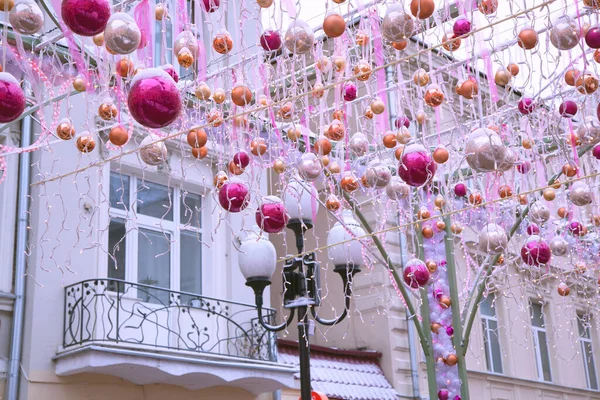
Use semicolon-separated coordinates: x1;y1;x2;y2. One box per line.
277;340;399;400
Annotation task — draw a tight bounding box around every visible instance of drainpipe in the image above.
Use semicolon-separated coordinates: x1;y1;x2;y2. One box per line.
5;114;33;400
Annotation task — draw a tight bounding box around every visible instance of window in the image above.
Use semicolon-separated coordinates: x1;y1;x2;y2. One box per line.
530;302;552;382
107;172;203;304
578;313;599;390
480;293;503;374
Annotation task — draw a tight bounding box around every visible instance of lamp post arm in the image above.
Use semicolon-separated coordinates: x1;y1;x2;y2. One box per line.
310;273;353;326
253;282;296;332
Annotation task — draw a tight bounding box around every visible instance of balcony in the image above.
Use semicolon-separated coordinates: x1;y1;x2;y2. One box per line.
53;279;296;394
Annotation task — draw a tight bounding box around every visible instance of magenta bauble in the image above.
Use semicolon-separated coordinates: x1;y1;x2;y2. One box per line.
585;26;600;48
61;0;111;36
593;144;600;159
454;183;467;197
518;97;535;114
342;82;357;102
516;161;531;174
558;100;577;118
398;143;437;187
127;68;182;128
0;73;26;123
568;221;584;236
201;0;219;12
219;179;250;212
256;196;289;233
162;64;179;83
521;236;551;266
438;389;450;400
453;18;471;36
233;151;250;168
394;116;410;128
446;325;454;336
403;259;430;288
526;223;540;235
260;29;282;51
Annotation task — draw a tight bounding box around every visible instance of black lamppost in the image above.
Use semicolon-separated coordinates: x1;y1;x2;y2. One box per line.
238;180;365;400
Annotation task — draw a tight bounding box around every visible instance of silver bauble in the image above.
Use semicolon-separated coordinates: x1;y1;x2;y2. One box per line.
284;20;315;54
139;134;167;165
497;147;517;172
385;176;410;199
9;0;44;35
381;4;416;42
529;202;550;224
298;152;323;181
478;223;508;255
173;29;199;57
465;128;507;172
576;116;600;145
569;181;593;206
549;236;569;256
550;15;580;50
348;132;369;157
364;161;392;189
104;12;142;55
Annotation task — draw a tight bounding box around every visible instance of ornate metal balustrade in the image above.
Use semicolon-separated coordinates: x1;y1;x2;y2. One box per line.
63;279;277;362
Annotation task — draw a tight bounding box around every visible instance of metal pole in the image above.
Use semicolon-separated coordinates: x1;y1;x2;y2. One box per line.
5;114;32;400
297;305;312;400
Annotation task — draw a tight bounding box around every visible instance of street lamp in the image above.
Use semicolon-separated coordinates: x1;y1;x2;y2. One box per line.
238;180;365;400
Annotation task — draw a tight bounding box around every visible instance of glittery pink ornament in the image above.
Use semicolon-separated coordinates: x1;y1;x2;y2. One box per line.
559;100;577;118
568;221;584;236
394;116;410;128
518;97;535;114
403;259;430;288
342;82;357;102
0;73;26;123
162;64;179;82
219;179;250;213
516;161;531;174
260;29;282;51
586;26;600;48
433;288;444;301
446;326;454;336
398;143;437;187
526;223;540;235
233;151;250;168
593;144;600;159
256;196;289;233
454;183;467;197
453;18;471;36
127;68;182;128
61;0;111;36
201;0;219;12
438;389;450;400
521;236;551;266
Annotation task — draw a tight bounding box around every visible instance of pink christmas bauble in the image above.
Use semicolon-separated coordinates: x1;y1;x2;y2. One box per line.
521;236;551;266
61;0;111;36
260;29;282;51
518;97;535;114
162;64;179;82
395;115;411;128
233;151;250;168
201;0;219;12
453;18;471;36
593;144;600;159
127;68;182;128
342;82;357;102
586;26;600;48
0;73;26;123
454;183;467;197
526;223;540;235
438;389;449;400
219;179;250;213
256;196;289;233
558;100;577;118
403;259;430;288
398;143;437;187
568;221;584;236
516;161;531;174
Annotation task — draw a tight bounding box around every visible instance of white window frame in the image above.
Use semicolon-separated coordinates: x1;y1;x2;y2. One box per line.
530;302;552;382
481;294;503;374
578;313;599;390
108;172;203;297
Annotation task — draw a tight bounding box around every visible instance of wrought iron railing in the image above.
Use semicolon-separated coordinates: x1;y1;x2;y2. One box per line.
63;279;277;362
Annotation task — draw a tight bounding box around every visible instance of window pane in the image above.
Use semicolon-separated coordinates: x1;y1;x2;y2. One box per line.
109;173;129;210
578;315;591;339
480;294;496;317
530;303;545;328
180;192;202;229
180;230;202;305
488;319;503;373
537;331;552;381
137;181;173;220
138;228;171;304
108;219;126;292
482;320;493;372
584;341;599;389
